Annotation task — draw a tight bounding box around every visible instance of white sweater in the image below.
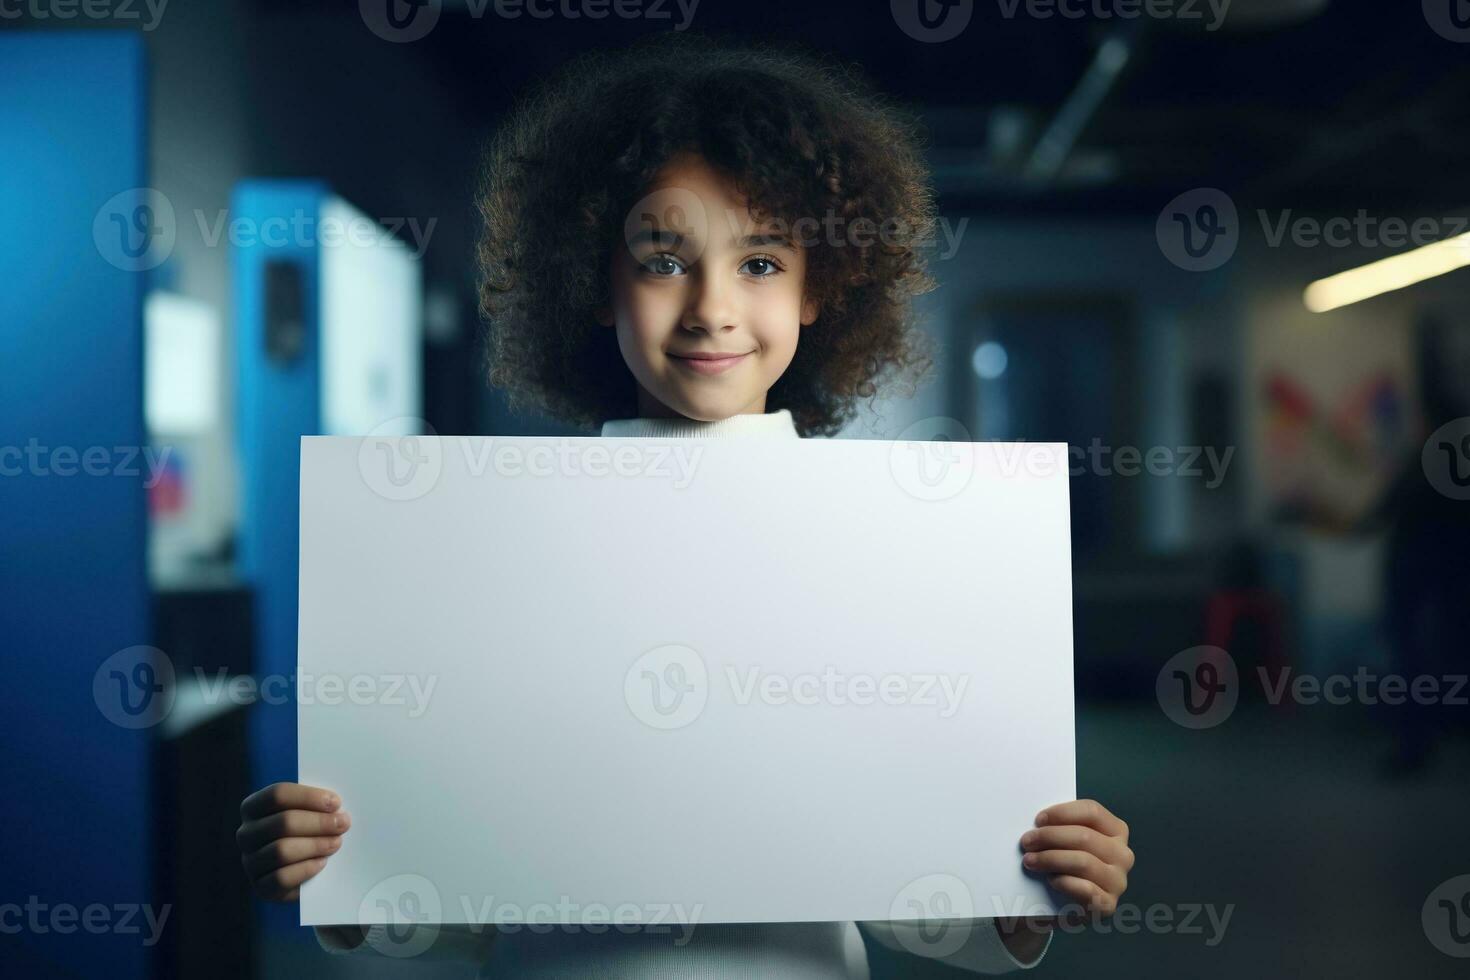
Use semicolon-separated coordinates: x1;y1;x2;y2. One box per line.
315;408;1050;976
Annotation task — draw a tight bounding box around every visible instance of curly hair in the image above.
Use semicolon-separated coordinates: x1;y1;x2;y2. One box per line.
476;31;938;437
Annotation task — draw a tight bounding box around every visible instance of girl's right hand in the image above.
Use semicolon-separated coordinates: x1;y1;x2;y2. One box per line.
237;782;351;902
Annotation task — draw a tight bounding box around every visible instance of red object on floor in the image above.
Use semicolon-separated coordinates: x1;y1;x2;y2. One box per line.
1204;588;1290;710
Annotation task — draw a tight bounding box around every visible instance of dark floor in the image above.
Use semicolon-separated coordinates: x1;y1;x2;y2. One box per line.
259;704;1470;979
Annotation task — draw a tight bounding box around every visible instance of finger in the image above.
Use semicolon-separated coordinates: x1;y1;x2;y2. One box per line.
1023;849;1126;895
1048;874;1118;916
241;783;341;821
237;809;351;853
1021;825;1129;866
1035;799;1127;840
252;857;329;901
243;834;343;879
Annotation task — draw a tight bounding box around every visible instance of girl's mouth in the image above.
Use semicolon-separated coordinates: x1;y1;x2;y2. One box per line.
668;350;753;376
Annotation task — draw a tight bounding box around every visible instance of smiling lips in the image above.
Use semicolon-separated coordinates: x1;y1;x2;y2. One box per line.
668;350;754;375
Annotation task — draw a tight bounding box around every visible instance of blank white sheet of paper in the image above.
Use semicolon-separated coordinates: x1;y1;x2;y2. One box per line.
297;434;1075;928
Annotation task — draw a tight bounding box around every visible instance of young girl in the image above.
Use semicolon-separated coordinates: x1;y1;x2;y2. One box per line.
236;32;1134;976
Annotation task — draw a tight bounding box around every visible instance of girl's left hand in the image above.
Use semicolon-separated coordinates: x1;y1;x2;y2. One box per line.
1020;799;1134;917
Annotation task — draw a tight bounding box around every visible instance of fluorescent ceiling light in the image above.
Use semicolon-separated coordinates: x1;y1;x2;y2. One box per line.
1304;232;1470;313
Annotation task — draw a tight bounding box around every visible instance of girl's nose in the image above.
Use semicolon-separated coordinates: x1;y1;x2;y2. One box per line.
681;273;737;334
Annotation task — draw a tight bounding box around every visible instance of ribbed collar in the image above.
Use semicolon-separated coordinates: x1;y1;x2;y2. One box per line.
600;408;799;439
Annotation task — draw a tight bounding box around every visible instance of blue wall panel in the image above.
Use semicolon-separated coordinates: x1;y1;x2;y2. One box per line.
0;32;153;980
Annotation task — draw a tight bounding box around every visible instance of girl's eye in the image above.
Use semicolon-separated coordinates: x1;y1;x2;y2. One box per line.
641;253;687;277
742;254;783;278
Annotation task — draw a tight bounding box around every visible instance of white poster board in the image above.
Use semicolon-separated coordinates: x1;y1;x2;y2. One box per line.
298;434;1075;929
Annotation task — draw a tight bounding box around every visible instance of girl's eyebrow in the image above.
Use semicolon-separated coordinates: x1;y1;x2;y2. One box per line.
627;228;686;249
627;228;796;252
733;232;796;251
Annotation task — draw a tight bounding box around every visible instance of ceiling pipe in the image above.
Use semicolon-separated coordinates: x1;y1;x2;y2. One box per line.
1022;25;1139;185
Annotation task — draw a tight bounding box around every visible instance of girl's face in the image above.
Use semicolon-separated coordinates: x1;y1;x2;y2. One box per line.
597;152;820;421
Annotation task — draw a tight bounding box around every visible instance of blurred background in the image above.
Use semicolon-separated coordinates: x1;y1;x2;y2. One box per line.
3;0;1470;977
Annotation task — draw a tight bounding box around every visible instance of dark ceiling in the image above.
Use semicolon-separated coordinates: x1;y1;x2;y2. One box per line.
257;0;1470;217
